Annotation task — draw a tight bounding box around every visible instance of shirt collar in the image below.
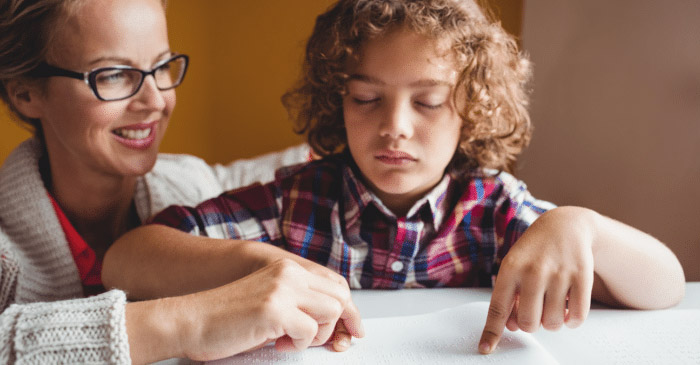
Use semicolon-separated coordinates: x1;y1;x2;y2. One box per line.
340;153;455;229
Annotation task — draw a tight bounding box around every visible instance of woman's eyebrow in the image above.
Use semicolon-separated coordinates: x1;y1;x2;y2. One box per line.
86;50;172;68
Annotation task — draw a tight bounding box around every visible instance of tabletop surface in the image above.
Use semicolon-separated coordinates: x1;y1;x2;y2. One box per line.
348;282;700;364
172;282;700;364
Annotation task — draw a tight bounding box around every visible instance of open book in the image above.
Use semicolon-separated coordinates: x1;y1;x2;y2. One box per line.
208;302;558;364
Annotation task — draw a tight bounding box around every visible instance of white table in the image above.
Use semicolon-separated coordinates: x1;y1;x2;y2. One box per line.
351;282;700;364
170;283;700;364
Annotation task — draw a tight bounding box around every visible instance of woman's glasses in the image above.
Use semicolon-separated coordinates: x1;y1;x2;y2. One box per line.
30;54;189;101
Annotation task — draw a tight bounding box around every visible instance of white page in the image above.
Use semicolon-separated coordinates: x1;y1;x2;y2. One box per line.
532;308;700;365
208;301;558;364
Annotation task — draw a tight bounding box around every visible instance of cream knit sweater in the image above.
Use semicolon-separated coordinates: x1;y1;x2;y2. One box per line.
0;138;309;363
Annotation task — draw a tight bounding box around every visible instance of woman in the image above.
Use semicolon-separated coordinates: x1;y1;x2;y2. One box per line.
0;0;362;363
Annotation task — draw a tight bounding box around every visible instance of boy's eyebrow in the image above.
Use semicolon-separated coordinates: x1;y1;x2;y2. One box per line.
348;74;453;87
348;74;386;85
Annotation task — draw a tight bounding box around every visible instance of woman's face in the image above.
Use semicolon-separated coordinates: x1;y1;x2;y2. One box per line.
35;0;174;179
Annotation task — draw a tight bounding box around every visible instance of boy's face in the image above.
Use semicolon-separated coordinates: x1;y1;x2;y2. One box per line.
343;26;462;216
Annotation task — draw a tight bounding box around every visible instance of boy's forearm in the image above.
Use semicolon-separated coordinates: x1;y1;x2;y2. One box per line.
103;225;267;299
563;206;686;309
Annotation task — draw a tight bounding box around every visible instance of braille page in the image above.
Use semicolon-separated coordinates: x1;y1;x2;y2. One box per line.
531;308;700;365
208;301;558;364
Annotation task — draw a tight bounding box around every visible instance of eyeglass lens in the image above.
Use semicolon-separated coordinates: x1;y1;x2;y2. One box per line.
93;56;187;100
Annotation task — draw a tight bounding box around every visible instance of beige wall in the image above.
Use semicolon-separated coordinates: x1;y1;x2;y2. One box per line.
3;1;693;279
519;2;700;280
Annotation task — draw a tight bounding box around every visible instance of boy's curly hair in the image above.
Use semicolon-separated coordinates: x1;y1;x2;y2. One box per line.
282;0;533;174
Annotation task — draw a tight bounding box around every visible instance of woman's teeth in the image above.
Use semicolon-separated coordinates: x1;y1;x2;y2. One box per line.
113;128;151;140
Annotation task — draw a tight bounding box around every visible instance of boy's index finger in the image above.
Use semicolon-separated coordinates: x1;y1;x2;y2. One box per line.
479;279;517;354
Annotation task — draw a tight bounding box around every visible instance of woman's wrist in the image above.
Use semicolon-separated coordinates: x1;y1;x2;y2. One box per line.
125;298;190;364
236;239;307;273
234;240;275;272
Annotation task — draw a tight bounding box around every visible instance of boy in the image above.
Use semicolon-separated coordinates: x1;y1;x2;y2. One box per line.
104;0;684;355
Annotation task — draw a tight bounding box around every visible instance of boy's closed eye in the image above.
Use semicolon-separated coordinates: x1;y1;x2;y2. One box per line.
351;96;380;105
350;96;446;111
347;91;450;109
413;96;447;110
413;88;452;110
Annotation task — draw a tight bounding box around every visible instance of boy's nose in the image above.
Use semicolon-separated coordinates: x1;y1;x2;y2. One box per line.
379;99;414;139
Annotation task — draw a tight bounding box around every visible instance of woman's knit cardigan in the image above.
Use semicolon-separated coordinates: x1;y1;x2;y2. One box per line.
0;138;308;363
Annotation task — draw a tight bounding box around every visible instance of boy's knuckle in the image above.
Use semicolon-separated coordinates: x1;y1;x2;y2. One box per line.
517;318;538;332
542;318;562;330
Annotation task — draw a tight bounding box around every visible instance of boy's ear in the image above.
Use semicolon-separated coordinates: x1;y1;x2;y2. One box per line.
5;79;45;119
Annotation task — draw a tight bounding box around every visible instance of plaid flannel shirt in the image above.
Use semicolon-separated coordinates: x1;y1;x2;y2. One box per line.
150;154;555;289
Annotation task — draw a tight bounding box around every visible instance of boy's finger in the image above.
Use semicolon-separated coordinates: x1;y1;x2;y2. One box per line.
516;277;546;333
505;294;520;331
566;275;592;328
541;279;568;331
479;279;517;354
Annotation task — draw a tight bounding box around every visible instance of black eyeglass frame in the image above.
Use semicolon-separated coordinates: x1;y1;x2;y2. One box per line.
29;54;189;101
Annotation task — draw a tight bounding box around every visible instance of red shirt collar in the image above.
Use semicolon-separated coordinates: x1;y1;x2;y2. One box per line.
47;193;104;293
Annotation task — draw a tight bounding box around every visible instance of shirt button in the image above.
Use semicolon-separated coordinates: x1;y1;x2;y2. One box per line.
391;260;404;272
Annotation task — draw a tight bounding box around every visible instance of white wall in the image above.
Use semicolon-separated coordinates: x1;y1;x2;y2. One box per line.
519;1;700;280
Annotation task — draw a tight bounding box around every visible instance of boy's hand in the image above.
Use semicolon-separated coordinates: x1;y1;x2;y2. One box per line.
478;207;595;354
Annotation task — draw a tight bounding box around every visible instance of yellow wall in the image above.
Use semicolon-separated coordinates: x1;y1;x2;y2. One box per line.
0;106;31;162
1;0;521;164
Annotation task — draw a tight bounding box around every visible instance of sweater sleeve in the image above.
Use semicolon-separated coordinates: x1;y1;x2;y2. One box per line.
0;290;131;364
140;144;310;220
210;143;311;190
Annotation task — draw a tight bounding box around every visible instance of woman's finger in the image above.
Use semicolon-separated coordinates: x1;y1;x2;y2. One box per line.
330;321;352;352
274;307;319;352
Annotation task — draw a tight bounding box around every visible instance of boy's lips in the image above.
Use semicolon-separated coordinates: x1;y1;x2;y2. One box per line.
375;150;417;165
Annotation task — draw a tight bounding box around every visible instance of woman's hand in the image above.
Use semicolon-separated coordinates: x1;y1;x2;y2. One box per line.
272;256;362;352
478;207;596;354
244;242;362;352
125;258;364;364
